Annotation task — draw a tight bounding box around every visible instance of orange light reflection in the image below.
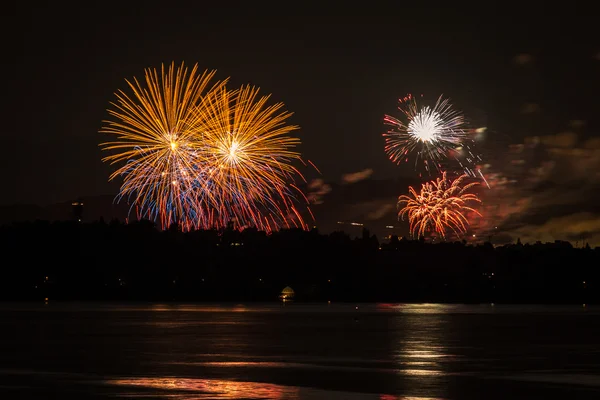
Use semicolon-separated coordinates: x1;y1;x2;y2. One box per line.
109;377;299;399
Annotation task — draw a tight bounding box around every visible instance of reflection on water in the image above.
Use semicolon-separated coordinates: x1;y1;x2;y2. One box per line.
109;377;444;400
109;377;300;399
380;396;442;400
391;304;450;397
149;304;254;313
0;303;598;400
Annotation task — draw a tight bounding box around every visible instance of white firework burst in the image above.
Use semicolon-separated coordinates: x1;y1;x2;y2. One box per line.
383;94;481;176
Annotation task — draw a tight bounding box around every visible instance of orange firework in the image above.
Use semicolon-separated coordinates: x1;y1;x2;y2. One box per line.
99;61;312;231
398;172;481;239
197;84;310;231
100;62;227;229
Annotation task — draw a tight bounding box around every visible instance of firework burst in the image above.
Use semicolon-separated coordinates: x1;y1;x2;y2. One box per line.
100;62;312;231
197;84;311;231
384;94;483;177
100;62;226;229
398;172;482;239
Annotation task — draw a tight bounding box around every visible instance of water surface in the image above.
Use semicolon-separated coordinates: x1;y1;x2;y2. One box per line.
0;303;598;399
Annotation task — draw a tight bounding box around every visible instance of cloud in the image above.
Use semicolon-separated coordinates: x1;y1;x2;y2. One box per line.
306;178;332;205
584;137;600;149
480;132;600;246
509;212;600;245
531;131;578;148
341;168;374;184
344;198;397;224
366;203;395;221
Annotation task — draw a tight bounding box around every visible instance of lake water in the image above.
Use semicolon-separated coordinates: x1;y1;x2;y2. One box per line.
0;303;598;399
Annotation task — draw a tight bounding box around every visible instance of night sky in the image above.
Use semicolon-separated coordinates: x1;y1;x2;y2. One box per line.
5;3;599;243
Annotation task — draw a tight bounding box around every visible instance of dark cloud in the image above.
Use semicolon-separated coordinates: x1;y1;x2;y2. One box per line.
479;132;600;246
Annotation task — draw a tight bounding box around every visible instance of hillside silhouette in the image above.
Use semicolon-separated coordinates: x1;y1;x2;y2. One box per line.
1;219;598;304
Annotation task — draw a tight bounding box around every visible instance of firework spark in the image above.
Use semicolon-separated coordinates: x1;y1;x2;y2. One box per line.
383;94;483;177
196;84;311;231
100;62;312;231
100;62;226;229
398;172;482;239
